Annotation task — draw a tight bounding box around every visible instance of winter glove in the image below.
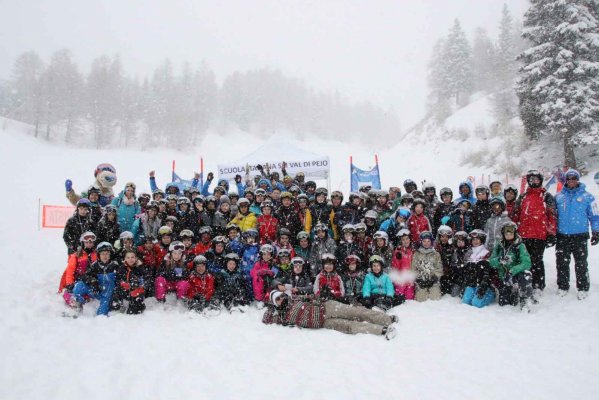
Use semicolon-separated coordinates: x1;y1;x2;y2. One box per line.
503;272;513;286
120;281;131;291
591;232;599;246
206;172;214;182
65;283;75;291
256;164;264;173
476;283;489;298
320;285;332;300
235;174;242;184
545;235;557;248
395;251;402;260
65;179;73;192
417;278;434;289
130;287;145;298
194;172;201;180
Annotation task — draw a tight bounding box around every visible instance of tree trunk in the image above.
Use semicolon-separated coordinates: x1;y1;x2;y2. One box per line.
563;132;577;169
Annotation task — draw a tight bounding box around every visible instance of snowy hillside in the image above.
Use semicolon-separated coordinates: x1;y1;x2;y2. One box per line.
1;119;599;399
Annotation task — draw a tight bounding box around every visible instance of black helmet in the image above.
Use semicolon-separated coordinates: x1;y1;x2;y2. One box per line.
96;241;114;253
439;187;453;198
489;197;506;211
468;229;487;244
526;169;543;188
278;228;291;238
503;184;518;197
475;185;490;196
501;221;518;236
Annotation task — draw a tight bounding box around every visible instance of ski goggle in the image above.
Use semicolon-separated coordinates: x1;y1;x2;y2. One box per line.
81;234;96;242
503;225;517;234
171;244;185;252
469;232;484;239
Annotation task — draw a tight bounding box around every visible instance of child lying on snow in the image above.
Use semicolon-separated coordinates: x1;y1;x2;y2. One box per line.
262;290;398;340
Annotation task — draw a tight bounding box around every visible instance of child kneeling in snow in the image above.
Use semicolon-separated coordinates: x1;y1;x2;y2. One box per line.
155;241;191;302
412;231;443;302
461;230;496;308
187;255;217;312
339;255;365;306
215;253;250;310
362;255;405;311
263;290;398;340
313;253;345;300
70;242;119;316
111;250;149;314
59;231;98;306
489;222;534;312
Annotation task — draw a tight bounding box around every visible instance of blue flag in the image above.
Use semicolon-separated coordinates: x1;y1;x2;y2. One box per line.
351;163;381;192
171;171;201;191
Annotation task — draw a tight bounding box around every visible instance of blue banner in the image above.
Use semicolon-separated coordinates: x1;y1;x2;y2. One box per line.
171;171;201;191
351;163;381;192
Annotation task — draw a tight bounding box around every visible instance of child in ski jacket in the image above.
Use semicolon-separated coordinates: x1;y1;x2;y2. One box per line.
112;250;149;314
412;232;443;302
461;230;495;308
155;242;191;302
362;255;401;311
70;242;119;316
489;222;533;310
216;254;250;309
250;245;279;302
390;229;416;300
187;255;216;310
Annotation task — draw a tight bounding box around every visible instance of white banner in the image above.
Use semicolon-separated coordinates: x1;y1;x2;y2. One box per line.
218;157;330;181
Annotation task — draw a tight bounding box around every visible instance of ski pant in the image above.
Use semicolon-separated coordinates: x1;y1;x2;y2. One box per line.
523;238;547;290
462;286;495;308
72;280;115;316
556;234;590;292
498;271;533;306
323;300;392;336
394;283;415;300
415;283;442;302
154;277;190;301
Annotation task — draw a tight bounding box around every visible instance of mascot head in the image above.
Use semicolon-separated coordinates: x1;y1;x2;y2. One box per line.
95;163;117;189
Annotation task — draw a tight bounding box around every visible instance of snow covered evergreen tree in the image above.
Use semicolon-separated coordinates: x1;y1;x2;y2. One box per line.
472;28;496;93
517;0;599;168
443;19;473;107
42;49;83;141
493;5;519;126
9;51;45;137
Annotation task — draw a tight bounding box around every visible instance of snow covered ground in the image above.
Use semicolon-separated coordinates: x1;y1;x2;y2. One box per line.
1;119;599;399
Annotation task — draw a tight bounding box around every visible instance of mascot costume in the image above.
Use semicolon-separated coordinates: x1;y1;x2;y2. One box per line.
66;164;117;207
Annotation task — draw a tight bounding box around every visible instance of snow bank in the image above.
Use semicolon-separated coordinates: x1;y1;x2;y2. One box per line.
1;119;599;399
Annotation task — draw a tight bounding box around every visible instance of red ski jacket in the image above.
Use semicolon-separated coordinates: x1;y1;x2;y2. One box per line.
512;187;557;240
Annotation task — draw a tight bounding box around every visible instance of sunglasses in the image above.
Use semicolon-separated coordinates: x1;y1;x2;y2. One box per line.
566;176;579;181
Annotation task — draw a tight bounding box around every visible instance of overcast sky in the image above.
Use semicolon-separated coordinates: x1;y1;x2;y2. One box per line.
0;0;529;128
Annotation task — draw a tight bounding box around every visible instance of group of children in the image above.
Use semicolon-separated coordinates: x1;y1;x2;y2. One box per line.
59;167;597;322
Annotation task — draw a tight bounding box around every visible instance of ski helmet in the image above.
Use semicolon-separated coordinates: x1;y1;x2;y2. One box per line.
80;231;96;243
169;241;185;252
96;242;114;253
